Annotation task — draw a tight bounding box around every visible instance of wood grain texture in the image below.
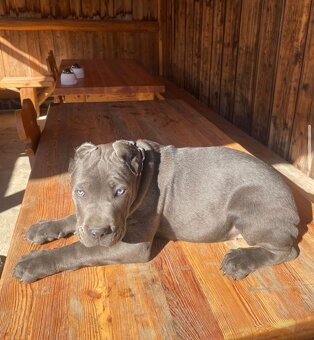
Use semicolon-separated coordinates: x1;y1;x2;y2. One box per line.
183;0;194;93
53;59;165;98
0;76;54;88
233;0;262;133
289;1;314;178
251;0;284;145
0;29;159;79
161;0;314;178
269;0;312;158
15;98;41;155
0;0;158;20
209;0;225;112
199;0;213;104
0;19;159;32
0;100;313;339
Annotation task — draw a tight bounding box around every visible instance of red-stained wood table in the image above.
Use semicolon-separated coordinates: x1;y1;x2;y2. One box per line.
53;59;165;102
0;100;313;339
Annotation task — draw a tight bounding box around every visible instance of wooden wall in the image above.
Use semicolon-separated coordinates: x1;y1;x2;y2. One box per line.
161;0;314;178
0;1;159;77
0;0;157;19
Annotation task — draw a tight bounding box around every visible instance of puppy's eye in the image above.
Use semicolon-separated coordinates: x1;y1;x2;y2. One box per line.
75;189;85;197
115;188;125;197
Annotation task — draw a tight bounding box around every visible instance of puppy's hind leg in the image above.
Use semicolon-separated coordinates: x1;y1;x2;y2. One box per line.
220;221;299;280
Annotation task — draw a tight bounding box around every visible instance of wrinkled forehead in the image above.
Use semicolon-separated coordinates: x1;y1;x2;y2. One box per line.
71;143;132;184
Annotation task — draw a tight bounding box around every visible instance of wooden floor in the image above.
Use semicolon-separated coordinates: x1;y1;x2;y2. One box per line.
0;99;313;339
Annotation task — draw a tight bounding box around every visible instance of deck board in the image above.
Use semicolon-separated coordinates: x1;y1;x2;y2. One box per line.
0;100;313;339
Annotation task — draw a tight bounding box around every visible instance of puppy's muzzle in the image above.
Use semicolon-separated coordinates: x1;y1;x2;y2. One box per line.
89;226;112;240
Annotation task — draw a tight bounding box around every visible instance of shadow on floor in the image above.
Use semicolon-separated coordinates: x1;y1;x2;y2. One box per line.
0;111;31;255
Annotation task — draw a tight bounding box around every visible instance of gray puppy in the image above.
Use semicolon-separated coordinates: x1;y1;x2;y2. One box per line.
14;140;299;283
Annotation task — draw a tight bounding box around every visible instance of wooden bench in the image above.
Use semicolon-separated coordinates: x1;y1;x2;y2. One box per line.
0;100;313;339
0;76;55;115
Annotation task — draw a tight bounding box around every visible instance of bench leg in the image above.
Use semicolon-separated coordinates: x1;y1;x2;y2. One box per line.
20;87;40;116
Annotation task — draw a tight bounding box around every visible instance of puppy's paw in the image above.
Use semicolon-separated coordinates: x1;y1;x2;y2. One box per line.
220;248;256;280
14;250;56;283
25;220;65;244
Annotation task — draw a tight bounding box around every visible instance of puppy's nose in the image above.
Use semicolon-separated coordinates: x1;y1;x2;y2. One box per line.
90;227;112;239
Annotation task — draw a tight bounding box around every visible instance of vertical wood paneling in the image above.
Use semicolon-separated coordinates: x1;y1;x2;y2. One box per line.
184;0;194;92
27;31;44;77
219;0;241;121
166;0;173;79
233;0;262;133
162;0;314;177
192;0;203;98
0;0;157;19
251;0;284;145
69;0;82;18
199;0;213;104
178;0;186;87
289;2;314;177
209;0;225;112
269;0;312;158
173;0;185;87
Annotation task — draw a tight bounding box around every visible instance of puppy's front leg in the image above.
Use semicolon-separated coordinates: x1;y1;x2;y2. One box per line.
25;214;77;244
14;241;151;283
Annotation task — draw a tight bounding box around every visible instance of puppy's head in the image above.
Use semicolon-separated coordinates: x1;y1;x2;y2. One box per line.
69;140;144;247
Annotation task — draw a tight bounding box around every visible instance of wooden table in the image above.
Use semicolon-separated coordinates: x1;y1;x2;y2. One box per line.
0;101;313;339
53;59;165;102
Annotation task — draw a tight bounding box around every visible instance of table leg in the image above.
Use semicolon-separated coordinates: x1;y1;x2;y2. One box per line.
20;87;40;116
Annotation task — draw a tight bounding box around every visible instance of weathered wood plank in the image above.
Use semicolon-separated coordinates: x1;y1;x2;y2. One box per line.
0;31;30;77
269;0;312;158
19;87;39;115
0;0;155;19
183;0;194;92
0;19;159;32
154;242;224;339
0;76;54;88
289;2;314;177
0;101;313;339
233;0;262;133
26;31;46;77
251;0;284;145
199;0;213;105
173;0;185;87
209;0;225;112
192;0;203;98
219;0;242;121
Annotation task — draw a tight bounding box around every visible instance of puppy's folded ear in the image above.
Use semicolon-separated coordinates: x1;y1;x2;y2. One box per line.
112;140;142;176
69;142;97;173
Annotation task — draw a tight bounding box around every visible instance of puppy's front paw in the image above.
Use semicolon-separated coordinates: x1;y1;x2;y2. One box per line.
14;250;56;283
220;248;256;280
25;220;65;244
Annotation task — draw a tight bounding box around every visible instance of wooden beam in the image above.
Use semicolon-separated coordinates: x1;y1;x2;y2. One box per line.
0;19;159;33
0;76;54;88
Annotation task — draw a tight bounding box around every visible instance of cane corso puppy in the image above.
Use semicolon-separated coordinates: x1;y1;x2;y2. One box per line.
14;140;299;282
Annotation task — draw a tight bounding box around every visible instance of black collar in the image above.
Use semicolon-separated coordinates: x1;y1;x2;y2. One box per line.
128;141;145;175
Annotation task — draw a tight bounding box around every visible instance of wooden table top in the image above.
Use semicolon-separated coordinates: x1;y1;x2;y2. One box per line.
0;100;313;339
53;59;165;96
